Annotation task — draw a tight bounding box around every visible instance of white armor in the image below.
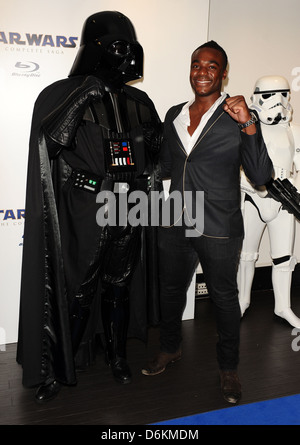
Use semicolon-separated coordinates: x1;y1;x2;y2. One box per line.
238;75;300;328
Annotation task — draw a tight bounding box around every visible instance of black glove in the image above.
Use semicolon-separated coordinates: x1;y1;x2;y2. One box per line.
142;121;163;155
42;75;106;150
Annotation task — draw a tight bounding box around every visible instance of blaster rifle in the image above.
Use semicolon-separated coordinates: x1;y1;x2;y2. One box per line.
266;178;300;221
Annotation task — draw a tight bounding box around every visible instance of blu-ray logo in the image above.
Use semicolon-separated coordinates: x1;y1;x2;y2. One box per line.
15;61;39;72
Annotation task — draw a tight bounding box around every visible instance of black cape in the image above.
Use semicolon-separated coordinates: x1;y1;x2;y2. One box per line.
17;75;161;388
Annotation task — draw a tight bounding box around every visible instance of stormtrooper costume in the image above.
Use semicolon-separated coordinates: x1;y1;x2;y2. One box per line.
238;75;300;327
17;11;162;403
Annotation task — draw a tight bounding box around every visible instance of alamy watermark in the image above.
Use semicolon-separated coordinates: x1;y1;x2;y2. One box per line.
291;67;300;92
96;189;204;238
291;328;300;351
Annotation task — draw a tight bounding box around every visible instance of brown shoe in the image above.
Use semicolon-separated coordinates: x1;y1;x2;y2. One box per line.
219;370;241;404
141;350;182;376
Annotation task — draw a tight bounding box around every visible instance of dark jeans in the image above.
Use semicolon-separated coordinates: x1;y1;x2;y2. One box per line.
158;225;243;370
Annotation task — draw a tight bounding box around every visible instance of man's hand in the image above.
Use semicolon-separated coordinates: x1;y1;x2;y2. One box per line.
223;96;256;134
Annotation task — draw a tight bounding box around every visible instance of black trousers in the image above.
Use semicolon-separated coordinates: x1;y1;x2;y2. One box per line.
158;225;243;370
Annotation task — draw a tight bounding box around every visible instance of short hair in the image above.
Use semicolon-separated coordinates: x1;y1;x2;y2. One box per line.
193;40;228;70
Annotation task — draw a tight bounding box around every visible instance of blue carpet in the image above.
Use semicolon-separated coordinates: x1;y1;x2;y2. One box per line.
154;394;300;425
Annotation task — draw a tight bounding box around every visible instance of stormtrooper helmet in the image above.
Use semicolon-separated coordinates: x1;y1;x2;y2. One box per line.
69;11;143;85
250;75;293;124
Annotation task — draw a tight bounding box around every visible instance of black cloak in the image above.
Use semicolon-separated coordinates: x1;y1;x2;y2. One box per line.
16;75;161;388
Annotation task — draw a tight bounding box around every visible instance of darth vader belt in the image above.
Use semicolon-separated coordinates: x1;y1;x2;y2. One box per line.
71;169;101;194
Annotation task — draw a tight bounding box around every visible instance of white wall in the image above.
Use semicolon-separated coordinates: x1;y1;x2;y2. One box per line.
208;0;300;266
0;0;210;344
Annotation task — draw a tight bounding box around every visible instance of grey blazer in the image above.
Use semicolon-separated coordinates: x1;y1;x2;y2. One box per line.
159;97;273;238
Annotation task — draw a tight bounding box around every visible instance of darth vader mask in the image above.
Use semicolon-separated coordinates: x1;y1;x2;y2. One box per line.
69;11;143;85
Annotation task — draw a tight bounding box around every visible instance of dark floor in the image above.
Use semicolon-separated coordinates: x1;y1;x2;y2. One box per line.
1;287;300;427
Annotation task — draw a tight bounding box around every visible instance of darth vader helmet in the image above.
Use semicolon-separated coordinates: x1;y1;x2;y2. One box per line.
250;75;292;124
69;11;143;85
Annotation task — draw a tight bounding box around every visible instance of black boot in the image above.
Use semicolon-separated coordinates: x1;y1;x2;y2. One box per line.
101;284;132;384
35;379;61;404
69;293;101;370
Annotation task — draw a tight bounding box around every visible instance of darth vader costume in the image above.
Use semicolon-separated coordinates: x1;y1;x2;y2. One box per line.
16;11;162;402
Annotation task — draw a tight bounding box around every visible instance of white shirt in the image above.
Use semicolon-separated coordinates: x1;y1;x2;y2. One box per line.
173;92;227;155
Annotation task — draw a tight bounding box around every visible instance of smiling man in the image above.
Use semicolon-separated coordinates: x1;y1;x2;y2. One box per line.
141;41;273;405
